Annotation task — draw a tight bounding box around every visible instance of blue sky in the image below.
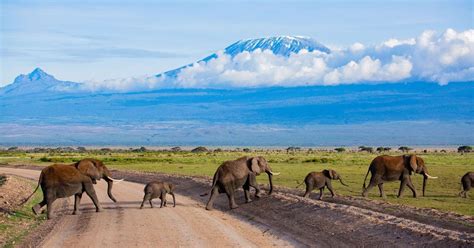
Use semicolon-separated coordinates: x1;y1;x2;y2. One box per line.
1;0;472;86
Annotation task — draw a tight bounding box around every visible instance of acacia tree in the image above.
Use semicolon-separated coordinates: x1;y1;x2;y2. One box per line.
398;146;413;153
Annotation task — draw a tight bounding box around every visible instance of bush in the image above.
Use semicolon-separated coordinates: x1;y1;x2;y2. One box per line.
191;146;208;153
39;157;52;162
359;146;374;153
243;148;251;152
458;145;472;153
398;146;413;153
334;147;346;153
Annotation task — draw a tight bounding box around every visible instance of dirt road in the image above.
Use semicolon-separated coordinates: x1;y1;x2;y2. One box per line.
0;167;290;247
1;166;473;247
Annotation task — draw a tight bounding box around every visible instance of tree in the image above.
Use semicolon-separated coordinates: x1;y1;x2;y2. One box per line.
243;148;251;152
191;146;208;153
77;147;87;152
458;145;473;153
170;146;181;152
376;147;384;153
334;147;346;153
398;146;413;153
359;146;373;153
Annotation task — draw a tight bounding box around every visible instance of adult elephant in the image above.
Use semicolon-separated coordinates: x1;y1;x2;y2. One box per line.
362;155;437;198
24;158;123;219
204;156;280;210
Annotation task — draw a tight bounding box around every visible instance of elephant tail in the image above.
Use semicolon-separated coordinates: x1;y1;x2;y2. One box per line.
20;171;43;205
362;166;371;190
295;180;304;188
200;170;218;197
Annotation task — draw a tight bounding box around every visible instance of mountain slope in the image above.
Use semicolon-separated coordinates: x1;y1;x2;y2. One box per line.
162;36;330;78
0;68;80;96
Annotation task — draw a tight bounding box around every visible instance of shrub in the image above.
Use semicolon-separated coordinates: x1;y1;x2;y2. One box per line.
458;145;472;153
191;146;208;153
398;146;413;153
334;147;346;153
359;146;374;153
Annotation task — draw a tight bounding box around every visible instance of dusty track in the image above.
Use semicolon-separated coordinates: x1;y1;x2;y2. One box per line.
0;167;290;247
1;165;473;247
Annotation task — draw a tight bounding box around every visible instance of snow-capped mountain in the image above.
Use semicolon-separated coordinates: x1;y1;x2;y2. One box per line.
162;36;330;77
223;36;330;57
0;68;79;96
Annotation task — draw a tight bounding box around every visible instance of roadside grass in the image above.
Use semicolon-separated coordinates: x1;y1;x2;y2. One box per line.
0;150;473;215
0;177;45;248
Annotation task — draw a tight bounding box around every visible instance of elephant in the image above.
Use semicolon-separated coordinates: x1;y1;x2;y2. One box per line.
459;172;473;198
140;181;176;208
362;154;437;198
24;158;123;219
204;156;280;210
298;169;348;199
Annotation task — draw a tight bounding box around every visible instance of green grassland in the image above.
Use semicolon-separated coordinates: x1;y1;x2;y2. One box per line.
0;177;45;248
0;149;473;216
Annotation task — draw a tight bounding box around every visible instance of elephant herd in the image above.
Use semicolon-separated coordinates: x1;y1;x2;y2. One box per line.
24;155;473;219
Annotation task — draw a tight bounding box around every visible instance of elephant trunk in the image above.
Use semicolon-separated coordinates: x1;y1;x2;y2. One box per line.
339;178;349;187
267;172;274;195
103;170;123;203
104;177;117;202
422;175;427;197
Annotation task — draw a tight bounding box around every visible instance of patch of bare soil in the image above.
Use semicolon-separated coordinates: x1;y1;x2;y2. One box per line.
3;164;474;247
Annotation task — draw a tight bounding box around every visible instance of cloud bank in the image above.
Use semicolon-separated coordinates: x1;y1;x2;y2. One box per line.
83;29;474;91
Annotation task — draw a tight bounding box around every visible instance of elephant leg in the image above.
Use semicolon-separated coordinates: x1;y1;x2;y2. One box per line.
84;183;102;212
243;183;252;203
406;178;417;198
327;184;335;198
303;183;313;198
46;194;56;220
140;194;150;209
32;198;47;215
248;173;262;197
160;192;167;208
318;188;324;200
397;179;408;198
378;183;386;198
362;176;381;197
73;193;83;215
205;187;219;210
225;186;238;209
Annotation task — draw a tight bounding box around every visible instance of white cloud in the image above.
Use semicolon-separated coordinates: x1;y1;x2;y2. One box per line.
80;28;474;91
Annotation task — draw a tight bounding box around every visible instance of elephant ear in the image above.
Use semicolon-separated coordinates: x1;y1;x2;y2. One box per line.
76;160;101;180
248;157;261;175
409;155;418;172
329;170;338;180
322;169;331;179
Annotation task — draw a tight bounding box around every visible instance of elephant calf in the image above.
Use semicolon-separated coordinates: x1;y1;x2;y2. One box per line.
459;172;473;198
299;169;348;199
140;181;176;208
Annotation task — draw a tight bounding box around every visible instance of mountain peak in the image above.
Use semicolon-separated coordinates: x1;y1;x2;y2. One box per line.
225;36;331;57
28;68;55;81
12;68;56;84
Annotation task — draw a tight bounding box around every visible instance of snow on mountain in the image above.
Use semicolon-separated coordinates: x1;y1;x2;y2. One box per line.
162;36;330;77
0;68;80;96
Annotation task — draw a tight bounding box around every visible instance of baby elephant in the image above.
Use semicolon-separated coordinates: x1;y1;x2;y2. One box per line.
140;181;176;208
299;169;348;199
459;172;473;198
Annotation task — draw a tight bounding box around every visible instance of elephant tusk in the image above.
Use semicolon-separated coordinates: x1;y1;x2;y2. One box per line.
105;175;125;183
424;173;438;179
269;171;280;176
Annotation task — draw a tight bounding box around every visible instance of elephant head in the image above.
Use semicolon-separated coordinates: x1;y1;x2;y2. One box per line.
323;169;348;186
247;156;280;195
408;155;437;196
75;158;123;202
